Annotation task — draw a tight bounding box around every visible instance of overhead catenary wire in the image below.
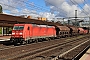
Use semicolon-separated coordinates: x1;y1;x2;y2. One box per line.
0;2;42;15
19;0;62;18
68;0;90;26
19;0;67;18
0;0;68;18
82;0;90;15
80;0;90;20
45;0;68;17
18;0;50;12
0;2;23;15
0;0;54;17
70;0;89;16
1;0;90;19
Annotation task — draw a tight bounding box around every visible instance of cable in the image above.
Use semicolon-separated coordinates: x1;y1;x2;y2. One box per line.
13;0;52;17
45;0;68;17
70;0;89;16
0;0;67;18
19;0;50;12
0;2;40;15
82;0;90;15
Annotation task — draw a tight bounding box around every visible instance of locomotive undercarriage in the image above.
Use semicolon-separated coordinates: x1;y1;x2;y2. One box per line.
10;37;25;45
10;36;56;45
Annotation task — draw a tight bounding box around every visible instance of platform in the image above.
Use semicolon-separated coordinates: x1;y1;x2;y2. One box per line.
0;36;11;41
79;48;90;60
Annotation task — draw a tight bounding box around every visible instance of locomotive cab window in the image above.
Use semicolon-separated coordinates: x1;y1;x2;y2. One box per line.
13;26;24;30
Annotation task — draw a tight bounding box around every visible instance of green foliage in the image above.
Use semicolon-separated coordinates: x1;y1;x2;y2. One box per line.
0;27;2;34
0;27;13;34
0;5;2;13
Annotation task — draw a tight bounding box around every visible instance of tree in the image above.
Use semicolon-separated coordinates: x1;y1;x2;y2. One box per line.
0;5;2;13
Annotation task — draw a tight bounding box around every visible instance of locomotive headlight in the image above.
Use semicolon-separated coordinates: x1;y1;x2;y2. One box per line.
19;32;23;35
12;33;15;35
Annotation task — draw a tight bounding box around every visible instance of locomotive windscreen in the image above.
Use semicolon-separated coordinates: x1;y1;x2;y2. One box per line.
13;26;24;30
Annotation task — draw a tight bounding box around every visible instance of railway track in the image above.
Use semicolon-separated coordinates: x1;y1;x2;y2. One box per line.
0;34;89;60
55;38;90;60
0;35;77;51
21;35;90;60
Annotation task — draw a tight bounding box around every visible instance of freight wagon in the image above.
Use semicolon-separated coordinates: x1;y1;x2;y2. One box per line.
78;27;89;34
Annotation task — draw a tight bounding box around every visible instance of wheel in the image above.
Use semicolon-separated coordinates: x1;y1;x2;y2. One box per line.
26;40;29;44
52;37;55;40
35;39;38;43
28;40;30;44
48;38;51;41
14;42;18;46
21;40;26;45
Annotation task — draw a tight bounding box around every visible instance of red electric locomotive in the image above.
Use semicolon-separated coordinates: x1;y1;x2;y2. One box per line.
10;24;56;44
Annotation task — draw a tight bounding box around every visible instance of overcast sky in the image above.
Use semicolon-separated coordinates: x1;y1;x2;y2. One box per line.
0;0;90;20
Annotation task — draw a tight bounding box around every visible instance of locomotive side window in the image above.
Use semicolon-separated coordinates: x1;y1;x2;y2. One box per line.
13;26;24;30
27;27;30;30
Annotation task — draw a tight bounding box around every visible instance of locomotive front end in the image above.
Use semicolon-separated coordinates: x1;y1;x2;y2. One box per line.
10;24;24;44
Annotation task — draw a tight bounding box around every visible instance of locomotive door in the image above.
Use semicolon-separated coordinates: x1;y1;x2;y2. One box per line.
27;26;30;39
